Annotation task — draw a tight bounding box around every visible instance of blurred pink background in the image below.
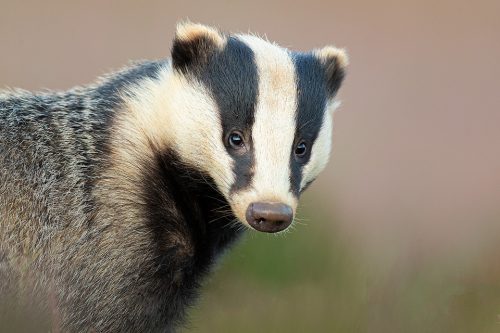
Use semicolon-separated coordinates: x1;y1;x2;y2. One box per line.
1;0;499;301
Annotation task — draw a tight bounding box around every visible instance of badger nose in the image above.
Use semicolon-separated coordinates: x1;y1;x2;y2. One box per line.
245;202;293;233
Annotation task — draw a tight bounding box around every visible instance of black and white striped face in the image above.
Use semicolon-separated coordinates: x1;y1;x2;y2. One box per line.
170;23;347;233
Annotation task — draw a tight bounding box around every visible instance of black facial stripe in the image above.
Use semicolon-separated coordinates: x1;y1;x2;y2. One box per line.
192;37;259;193
290;53;329;195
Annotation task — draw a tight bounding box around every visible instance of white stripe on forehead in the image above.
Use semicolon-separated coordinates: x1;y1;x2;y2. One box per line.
237;35;298;202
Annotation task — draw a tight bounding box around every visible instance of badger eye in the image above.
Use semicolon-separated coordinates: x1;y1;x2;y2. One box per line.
228;132;245;149
295;141;307;158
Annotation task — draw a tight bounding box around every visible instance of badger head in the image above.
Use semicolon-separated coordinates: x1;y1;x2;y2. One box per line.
164;23;347;233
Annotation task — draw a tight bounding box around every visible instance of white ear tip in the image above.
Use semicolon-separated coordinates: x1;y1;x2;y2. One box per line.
175;22;225;47
316;46;349;68
328;99;342;112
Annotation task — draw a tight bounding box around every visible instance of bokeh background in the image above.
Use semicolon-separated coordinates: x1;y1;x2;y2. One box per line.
1;1;499;332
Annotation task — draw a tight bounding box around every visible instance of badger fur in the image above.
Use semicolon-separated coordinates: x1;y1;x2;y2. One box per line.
0;23;348;332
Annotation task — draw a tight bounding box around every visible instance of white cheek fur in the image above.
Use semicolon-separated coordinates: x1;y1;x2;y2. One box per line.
120;66;236;199
300;109;333;190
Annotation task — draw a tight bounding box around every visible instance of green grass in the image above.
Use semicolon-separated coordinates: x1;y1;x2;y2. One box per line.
183;201;500;333
183;205;368;333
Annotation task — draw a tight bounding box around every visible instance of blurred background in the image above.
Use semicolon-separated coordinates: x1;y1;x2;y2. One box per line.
1;0;499;331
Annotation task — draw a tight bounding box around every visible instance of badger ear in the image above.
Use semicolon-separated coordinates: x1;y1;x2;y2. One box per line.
171;22;225;72
314;46;348;97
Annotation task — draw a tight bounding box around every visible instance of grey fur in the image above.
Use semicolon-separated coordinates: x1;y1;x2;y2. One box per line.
0;61;192;332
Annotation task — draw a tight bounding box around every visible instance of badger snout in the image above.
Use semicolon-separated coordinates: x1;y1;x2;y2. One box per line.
245;202;293;233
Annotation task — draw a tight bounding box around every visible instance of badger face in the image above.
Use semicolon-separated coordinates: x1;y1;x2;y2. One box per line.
168;23;347;233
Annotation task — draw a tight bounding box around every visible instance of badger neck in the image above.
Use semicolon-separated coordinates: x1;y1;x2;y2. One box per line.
140;146;245;260
96;61;243;270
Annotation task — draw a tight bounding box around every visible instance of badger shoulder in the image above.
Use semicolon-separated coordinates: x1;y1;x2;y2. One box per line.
0;59;172;260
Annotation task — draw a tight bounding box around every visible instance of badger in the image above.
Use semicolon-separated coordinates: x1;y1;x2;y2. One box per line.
0;23;347;332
